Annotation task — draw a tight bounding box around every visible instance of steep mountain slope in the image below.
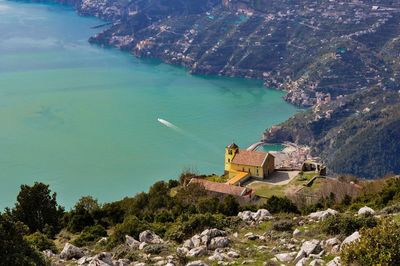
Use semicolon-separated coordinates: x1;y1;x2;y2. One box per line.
263;88;400;178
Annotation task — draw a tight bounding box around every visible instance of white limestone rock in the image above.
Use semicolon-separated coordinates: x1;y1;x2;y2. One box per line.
60;243;84;260
325;237;341;248
238;209;272;222
125;235;140;248
227;251;240;258
300;239;321;255
358;206;375;215
208;236;230;250
308;208;338;220
340;231;360;250
139;230;163;244
187;246;207;257
275;252;297;262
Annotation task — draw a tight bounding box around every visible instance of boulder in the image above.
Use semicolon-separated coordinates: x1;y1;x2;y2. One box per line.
327;256;341;266
238;211;253;222
308;208;338;220
186;261;209;266
275;252;297;262
208;236;230;250
93;252;113;265
325;237;341;248
60;243;84;260
208;251;226;262
300;239;321;255
340;231;360;250
139;230;163;244
176;247;189;256
358;206;375;215
78;252;113;266
227;251;240;258
183;239;194;249
201;228;226;238
187;246;207;257
252;209;272;221
293;228;301;236
238;209;272;222
293;249;306;264
125;235;140;248
191;235;202;247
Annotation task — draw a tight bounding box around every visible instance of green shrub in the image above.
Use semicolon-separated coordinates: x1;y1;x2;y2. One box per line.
25;232;57;252
264;196;299;214
341;219;400;265
109;216;148;246
72;225;107;247
272;220;294;232
320;213;377;236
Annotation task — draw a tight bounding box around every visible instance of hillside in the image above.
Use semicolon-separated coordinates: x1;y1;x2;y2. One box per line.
3;176;400;266
263;88;400;178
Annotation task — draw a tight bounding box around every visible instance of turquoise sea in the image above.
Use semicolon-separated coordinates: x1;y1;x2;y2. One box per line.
0;0;298;209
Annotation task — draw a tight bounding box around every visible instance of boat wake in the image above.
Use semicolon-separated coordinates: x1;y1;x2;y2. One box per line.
157;118;219;154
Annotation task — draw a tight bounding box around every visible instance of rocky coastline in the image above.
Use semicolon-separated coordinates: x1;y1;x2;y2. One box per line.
19;0;400;108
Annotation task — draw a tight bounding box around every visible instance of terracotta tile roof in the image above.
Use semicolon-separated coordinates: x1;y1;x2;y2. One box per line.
226;171;250;185
189;178;253;197
232;150;270;167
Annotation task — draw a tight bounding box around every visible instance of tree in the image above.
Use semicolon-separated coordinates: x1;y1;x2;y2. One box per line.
220;195;239;216
12;182;64;237
264;196;299;214
66;196;100;233
0;213;47;266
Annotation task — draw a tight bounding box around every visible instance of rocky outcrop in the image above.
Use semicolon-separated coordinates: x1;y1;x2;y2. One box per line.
139;230;163;244
125;235;140;248
59;243;85;260
308;208;338;221
340;231;361;250
178;228;230;258
358;206;375;215
237;209;272;223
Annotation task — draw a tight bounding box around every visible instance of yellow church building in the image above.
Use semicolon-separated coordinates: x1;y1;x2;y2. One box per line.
224;143;275;186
